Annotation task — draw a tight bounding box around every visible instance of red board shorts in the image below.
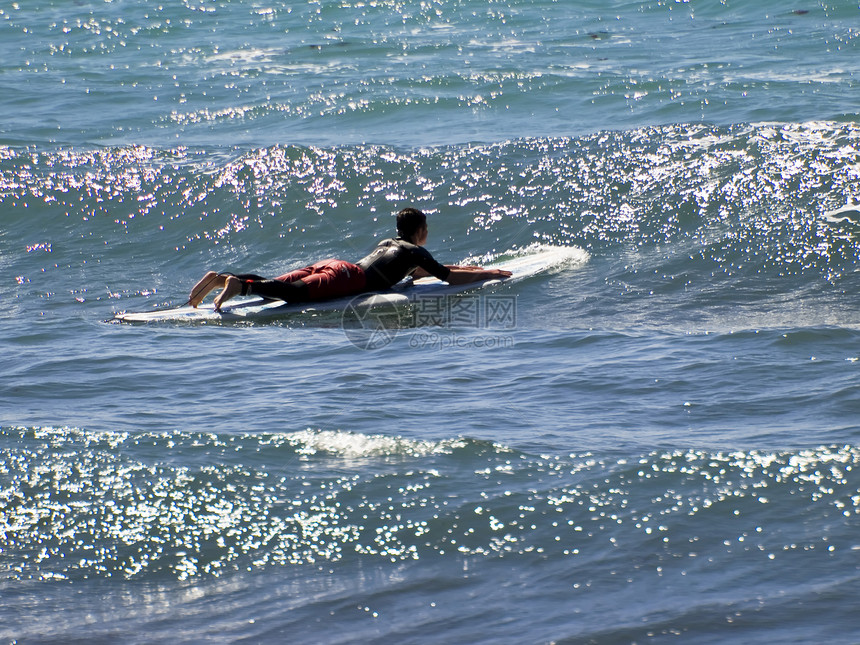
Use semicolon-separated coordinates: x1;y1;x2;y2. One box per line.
275;259;367;301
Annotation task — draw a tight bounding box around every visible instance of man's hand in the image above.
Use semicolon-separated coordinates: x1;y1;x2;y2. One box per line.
446;266;512;285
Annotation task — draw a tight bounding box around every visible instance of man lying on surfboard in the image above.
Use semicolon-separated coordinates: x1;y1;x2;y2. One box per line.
189;208;512;311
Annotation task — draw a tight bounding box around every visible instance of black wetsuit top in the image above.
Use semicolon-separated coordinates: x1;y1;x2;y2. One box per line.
356;238;451;292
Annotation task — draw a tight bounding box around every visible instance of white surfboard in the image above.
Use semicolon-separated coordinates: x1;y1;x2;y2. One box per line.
113;245;585;324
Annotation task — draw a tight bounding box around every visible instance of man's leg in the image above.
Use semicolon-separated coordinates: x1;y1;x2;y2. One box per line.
191;271;267;308
214;276;244;310
189;271;228;307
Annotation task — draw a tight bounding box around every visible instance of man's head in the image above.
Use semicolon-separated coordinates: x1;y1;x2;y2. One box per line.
396;208;428;244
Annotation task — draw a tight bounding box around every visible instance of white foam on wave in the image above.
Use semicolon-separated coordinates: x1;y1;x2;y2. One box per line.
464;243;589;269
823;202;860;224
281;428;468;458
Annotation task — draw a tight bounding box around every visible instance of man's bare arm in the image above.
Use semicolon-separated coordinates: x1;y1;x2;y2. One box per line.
412;264;511;283
445;266;512;284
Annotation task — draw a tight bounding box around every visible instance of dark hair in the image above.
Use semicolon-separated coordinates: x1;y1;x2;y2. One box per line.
396;208;427;241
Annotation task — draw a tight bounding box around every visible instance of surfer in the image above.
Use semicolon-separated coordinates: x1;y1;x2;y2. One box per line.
189;208;512;310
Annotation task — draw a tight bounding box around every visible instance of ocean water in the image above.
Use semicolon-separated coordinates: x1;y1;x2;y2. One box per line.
2;0;860;643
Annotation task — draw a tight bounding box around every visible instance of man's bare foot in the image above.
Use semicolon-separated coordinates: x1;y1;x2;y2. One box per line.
189;271;225;307
214;276;242;311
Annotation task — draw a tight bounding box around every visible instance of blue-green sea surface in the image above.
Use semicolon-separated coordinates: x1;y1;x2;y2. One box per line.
2;1;859;643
